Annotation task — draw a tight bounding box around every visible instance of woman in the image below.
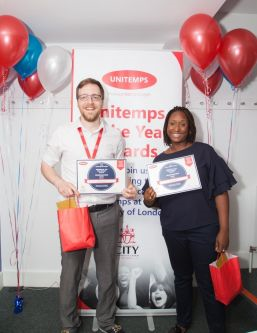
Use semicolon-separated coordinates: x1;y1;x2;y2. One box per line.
149;282;176;309
143;106;236;333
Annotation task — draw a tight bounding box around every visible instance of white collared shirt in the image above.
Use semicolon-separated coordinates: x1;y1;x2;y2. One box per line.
42;118;125;205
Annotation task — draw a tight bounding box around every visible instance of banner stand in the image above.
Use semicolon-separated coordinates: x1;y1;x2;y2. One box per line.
92;317;98;332
146;314;155;331
74;49;182;322
91;314;155;332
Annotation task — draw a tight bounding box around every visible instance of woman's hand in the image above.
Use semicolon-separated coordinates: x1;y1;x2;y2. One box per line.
143;187;157;207
215;229;229;253
215;192;229;253
131;267;143;281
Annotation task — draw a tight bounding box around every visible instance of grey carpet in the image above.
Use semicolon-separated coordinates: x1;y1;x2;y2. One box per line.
0;269;256;333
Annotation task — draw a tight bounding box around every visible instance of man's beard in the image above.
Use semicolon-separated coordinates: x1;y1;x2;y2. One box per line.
81;112;100;122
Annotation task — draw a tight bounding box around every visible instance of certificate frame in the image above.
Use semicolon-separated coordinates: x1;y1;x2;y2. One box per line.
77;159;126;194
147;154;202;197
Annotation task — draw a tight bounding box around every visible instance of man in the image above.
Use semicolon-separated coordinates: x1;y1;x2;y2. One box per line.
41;78;136;333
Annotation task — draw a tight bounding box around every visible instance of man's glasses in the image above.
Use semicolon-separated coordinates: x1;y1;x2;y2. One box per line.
77;94;102;102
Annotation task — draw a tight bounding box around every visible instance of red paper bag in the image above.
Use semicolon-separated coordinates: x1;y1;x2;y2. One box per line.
209;252;242;305
57;206;95;252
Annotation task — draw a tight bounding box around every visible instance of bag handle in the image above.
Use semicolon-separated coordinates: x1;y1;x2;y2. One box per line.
216;252;228;268
68;195;79;208
68;196;89;209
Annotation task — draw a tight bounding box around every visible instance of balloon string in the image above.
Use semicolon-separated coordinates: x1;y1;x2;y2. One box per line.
0;93;54;293
0;147;17;251
15;93;27;293
205;95;213;146
1;71;7;113
0;103;21;293
0;113;14;239
10;91;27;294
184;78;191;109
19;98;30;262
226;88;239;165
0;112;18;256
202;71;213;146
21;106;54;259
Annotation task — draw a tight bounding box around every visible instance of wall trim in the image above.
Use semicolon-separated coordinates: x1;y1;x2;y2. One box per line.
3;270;60;288
236;250;256;270
0;272;3;290
1;250;256;288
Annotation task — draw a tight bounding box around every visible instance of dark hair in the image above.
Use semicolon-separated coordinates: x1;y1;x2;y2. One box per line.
76;78;104;100
149;282;175;309
163;106;196;146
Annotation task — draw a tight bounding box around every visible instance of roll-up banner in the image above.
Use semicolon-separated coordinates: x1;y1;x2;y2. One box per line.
72;49;183;315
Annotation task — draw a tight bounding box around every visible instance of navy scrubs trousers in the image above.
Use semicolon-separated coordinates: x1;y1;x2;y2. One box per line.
163;223;226;333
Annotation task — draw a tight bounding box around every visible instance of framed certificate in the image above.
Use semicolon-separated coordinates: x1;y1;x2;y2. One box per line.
147;154;202;197
76;159;126;194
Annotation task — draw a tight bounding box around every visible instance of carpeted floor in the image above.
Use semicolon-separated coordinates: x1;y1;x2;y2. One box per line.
0;269;256;333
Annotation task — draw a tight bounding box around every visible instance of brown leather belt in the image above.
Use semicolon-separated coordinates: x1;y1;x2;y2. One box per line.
88;203;114;213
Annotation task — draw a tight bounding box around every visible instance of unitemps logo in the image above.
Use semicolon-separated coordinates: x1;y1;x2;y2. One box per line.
102;70;157;89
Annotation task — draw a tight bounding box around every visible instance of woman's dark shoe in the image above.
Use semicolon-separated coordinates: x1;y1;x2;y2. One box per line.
168;324;187;333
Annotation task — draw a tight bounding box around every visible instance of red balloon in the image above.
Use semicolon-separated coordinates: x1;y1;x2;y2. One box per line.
180;14;222;70
0;65;9;88
218;29;257;87
0;15;29;68
190;67;223;97
18;72;45;99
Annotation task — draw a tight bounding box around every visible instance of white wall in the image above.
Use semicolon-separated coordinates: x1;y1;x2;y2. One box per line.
188;75;257;260
1;13;257;287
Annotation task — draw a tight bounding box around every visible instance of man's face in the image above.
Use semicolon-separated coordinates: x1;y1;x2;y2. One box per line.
77;83;103;123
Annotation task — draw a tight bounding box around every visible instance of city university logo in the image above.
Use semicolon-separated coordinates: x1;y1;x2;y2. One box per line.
117;225;139;257
120;224;135;244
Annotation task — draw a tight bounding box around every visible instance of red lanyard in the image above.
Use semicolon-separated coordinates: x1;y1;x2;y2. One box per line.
77;127;103;159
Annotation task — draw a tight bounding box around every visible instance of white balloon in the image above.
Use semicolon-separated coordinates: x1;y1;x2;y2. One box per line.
192;56;219;79
6;67;18;84
37;46;72;92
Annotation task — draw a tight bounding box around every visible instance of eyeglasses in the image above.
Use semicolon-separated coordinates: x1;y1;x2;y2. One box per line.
77;94;102;102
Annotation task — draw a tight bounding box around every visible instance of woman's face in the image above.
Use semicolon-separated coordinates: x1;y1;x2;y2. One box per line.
151;284;168;308
167;111;189;145
118;266;130;288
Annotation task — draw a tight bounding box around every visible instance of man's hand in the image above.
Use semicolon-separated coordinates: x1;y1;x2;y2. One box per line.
41;161;80;198
55;179;80;198
122;183;137;199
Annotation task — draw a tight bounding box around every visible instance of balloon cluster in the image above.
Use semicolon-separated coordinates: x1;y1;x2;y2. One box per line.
180;13;257;96
0;15;72;99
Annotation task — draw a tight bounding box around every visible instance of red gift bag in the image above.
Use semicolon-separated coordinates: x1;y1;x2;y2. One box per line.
209;252;242;305
57;206;95;252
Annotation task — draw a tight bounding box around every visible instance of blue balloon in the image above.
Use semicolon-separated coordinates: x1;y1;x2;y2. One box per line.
14;34;43;79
